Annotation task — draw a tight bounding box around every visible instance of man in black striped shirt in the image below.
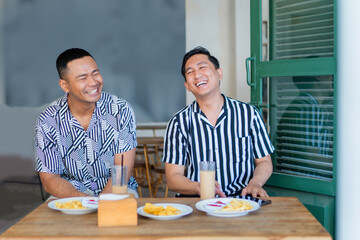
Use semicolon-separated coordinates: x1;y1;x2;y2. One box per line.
162;47;275;197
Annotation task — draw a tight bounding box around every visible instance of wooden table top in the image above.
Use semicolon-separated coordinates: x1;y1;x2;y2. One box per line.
137;122;167;130
137;136;164;145
0;197;331;240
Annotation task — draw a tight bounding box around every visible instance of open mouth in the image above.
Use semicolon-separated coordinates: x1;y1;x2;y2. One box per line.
87;88;98;95
196;81;207;87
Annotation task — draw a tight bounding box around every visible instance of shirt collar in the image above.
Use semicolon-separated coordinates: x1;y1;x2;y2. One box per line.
190;94;229;128
191;94;229;114
58;92;106;128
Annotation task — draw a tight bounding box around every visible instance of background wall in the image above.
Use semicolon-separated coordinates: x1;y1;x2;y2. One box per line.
185;0;250;104
0;0;185;159
0;0;185;122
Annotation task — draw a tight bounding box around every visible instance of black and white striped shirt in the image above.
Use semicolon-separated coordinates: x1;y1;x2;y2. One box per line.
162;95;274;196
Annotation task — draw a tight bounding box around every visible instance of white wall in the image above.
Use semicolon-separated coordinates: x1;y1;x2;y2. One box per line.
185;0;250;104
337;0;360;238
0;0;5;104
0;104;45;159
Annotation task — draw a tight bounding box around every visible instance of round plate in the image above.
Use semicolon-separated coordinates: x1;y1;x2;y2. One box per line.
137;203;193;220
195;198;260;217
48;197;98;215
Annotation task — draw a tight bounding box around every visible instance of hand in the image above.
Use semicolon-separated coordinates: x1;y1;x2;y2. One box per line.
215;181;226;198
241;181;269;198
196;181;226;197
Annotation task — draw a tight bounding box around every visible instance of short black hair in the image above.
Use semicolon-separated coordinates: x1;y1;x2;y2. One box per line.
56;48;94;79
181;46;220;80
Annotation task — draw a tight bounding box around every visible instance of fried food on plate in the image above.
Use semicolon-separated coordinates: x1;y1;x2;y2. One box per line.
219;199;253;212
55;200;88;210
143;203;180;216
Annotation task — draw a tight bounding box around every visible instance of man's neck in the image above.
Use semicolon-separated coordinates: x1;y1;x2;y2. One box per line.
197;93;224;127
67;99;96;131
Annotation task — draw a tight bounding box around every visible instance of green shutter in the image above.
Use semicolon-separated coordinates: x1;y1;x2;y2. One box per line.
271;75;334;180
250;0;336;235
272;0;334;60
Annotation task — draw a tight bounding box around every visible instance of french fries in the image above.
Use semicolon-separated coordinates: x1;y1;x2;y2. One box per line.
143;203;180;216
219;199;253;212
55;200;88;210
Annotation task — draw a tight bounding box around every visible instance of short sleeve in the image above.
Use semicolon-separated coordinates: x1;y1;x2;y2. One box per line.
116;102;137;153
162;116;188;166
250;108;275;159
34;122;61;174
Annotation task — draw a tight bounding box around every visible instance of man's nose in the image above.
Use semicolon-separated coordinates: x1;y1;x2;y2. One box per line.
194;69;201;78
89;75;99;84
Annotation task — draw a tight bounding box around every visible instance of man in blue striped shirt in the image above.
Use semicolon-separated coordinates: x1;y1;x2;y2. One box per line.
162;47;275;198
34;48;137;198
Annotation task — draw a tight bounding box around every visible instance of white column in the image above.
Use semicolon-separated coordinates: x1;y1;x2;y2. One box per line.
235;0;251;102
337;0;360;239
0;0;5;104
185;0;250;104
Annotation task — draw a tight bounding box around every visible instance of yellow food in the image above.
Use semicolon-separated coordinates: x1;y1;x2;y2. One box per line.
55;200;88;210
219;199;253;212
143;203;180;216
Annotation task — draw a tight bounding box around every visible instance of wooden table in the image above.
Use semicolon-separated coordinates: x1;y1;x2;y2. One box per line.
0;197;331;240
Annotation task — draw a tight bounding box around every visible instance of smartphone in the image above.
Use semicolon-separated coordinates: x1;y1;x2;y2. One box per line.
235;195;272;206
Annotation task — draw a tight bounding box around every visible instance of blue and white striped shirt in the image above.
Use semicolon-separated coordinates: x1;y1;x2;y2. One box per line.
34;92;137;196
162;95;274;196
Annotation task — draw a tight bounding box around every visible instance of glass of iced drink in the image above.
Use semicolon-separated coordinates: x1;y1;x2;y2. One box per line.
111;165;128;194
200;161;215;200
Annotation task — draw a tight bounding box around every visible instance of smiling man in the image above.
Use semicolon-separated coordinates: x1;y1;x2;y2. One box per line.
162;46;275;198
34;48;138;198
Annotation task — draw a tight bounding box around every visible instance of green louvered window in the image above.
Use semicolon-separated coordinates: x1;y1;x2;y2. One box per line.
272;0;334;60
250;0;336;234
248;0;336;195
270;75;334;180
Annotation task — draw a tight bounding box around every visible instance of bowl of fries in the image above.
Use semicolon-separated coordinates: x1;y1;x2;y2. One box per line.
137;203;193;220
195;198;260;217
48;197;98;215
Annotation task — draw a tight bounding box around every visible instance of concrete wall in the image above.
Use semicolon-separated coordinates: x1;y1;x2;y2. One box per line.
185;0;250;104
0;0;185;123
0;0;185;161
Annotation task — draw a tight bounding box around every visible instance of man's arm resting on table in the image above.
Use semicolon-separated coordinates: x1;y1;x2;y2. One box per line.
165;163;226;197
39;172;88;198
241;154;273;197
101;147;136;193
165;163;200;195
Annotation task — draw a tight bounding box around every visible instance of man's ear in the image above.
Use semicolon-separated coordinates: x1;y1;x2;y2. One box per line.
184;80;190;92
59;78;69;93
217;67;223;81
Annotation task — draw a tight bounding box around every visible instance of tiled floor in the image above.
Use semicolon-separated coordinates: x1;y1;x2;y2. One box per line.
0;177;174;234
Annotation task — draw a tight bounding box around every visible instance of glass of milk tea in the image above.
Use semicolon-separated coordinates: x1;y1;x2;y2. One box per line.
200;161;215;200
111;165;128;194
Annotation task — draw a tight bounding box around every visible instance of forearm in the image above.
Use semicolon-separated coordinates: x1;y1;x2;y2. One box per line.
167;173;200;195
101;178;112;194
114;148;136;182
165;163;200;195
249;155;273;187
39;172;88;198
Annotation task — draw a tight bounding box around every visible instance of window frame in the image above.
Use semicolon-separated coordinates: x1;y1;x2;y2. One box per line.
249;0;337;196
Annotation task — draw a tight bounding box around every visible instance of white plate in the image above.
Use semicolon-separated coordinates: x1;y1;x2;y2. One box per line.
137;203;193;220
48;197;99;215
195;198;260;217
